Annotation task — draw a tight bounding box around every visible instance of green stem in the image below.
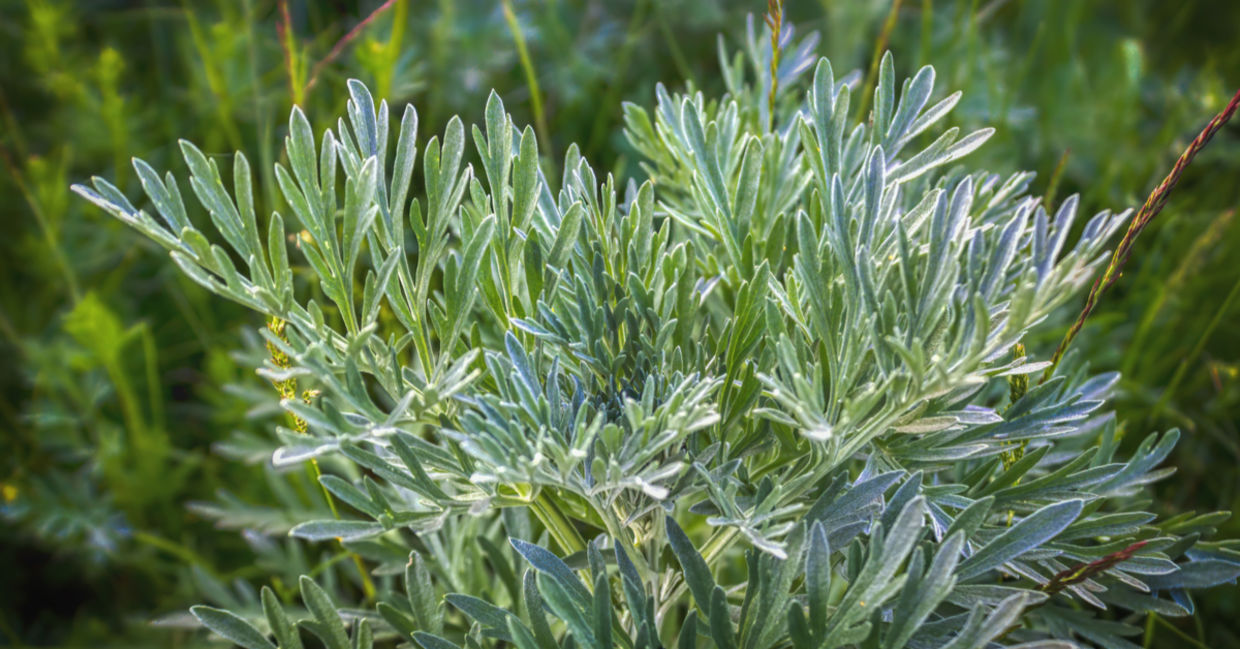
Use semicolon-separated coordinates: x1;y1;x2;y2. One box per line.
306;457;378;602
132;530;215;572
918;0;933;67
585;0;649;156
0;612;25;647
1152;613;1212;649
139;324;165;433
855;0;904;123
501;0;550;154
655;8;693;84
593;496;652;578
531;491;586;555
1150;270;1240;421
0;149;80;301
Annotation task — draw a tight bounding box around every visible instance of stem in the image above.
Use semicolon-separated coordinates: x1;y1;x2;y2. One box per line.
657;525;740;620
267;317;376;601
0;146;80;301
593;497;652;578
585;0;649;157
655;8;693;84
1124;208;1234;377
139;324;165;433
917;0;932;67
1043;87;1240;382
501;0;550;154
244;0;277;213
305;0;401;96
306;456;377;601
378;0;408;99
1149;269;1240;421
132;530;216;572
0;614;22;648
531;491;586;555
181;2;242;149
854;0;904;123
1152;614;1212;649
1042;148;1070;213
278;0;304;106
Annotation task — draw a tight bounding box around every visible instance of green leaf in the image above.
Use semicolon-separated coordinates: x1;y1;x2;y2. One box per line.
414;632;462;649
547;202;583;270
708;587;737;649
290;519;385;542
191;606;275;649
262;586;304;649
299;576;350;649
448;594;517;640
522;569;558;649
883;532;963;648
957;499;1084;581
407;551;443;634
666;515;716;613
319;475;383;518
510;538;590;605
805;522;831;628
592;571;613;649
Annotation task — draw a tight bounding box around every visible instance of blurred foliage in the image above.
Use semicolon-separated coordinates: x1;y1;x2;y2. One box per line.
0;0;1237;646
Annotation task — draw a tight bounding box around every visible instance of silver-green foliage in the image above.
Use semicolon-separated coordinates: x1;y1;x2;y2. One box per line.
75;29;1238;649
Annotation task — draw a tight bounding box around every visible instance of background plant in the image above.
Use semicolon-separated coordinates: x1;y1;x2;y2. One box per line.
3;1;1239;647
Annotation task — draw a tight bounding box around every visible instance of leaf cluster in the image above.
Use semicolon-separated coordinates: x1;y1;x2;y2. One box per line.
75;27;1240;649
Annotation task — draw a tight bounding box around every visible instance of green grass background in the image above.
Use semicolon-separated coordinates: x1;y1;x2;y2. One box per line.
1;0;1237;646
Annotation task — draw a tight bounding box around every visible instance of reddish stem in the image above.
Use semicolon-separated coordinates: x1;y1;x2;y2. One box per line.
1043;87;1240;382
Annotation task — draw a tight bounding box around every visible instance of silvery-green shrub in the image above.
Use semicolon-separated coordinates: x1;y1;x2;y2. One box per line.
75;28;1238;649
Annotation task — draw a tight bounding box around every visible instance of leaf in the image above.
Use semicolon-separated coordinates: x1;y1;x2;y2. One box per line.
938;592;1031;649
407;551;443;634
523;569;559;649
957;499;1084;581
377;603;418;641
666;515;717;612
190;606;276;649
508;616;543;649
447;594;516;640
1145;559;1240;590
805;522;831;626
340;443;442;503
679;611;698;649
884;532;963;648
290;519;386;542
593;571;613;649
538;572;596;647
615;542;648;623
414;632;462;649
709;587;737;649
262;586;304;649
547;202;583;270
300;576;350;649
510;538;590;605
319;475;383;518
807;470;902;533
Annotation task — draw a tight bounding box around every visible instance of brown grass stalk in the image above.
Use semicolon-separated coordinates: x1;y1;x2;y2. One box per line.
1041;540;1147;594
1042;87;1240;383
304;0;401;96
